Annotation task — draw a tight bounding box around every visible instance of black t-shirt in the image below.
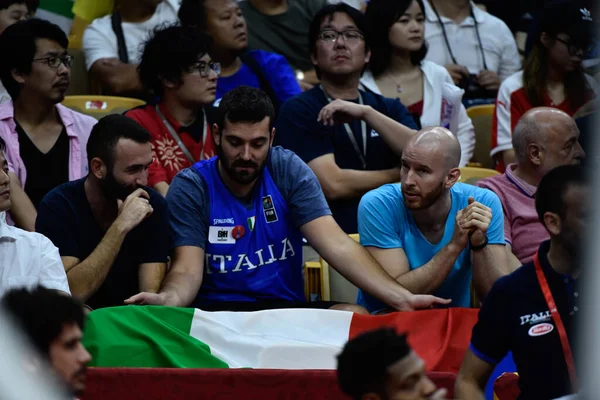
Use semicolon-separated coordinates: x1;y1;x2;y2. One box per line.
16;122;69;208
274;86;417;234
35;178;170;309
470;240;579;399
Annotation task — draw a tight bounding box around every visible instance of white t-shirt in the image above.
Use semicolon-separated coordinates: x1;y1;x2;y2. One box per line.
0;214;71;297
82;0;180;70
423;0;521;82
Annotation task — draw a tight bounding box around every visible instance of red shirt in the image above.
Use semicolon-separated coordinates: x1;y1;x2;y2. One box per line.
125;103;215;187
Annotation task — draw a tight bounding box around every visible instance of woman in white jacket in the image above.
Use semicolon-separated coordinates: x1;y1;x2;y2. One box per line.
360;0;475;167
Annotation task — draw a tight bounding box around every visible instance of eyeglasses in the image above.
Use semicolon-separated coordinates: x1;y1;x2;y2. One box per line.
32;54;74;69
317;30;364;44
555;37;596;57
190;61;221;77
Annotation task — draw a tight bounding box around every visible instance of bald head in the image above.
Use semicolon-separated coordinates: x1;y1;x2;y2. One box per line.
405;127;462;170
512;107;578;163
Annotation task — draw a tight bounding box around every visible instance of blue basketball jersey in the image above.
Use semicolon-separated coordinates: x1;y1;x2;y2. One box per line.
193;158;305;304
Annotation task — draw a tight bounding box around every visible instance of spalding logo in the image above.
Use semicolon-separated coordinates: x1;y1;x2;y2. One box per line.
528;323;554;337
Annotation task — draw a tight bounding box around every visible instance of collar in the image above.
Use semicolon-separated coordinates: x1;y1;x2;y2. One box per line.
157;102;182;131
0;212;17;240
0;101;75;136
537;240;576;286
424;0;486;25
157;101;205;133
504;164;537;197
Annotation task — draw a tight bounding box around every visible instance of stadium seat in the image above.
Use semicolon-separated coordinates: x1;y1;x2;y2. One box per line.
61;95;145;119
466;104;495;169
459;167;499;185
304;234;359;302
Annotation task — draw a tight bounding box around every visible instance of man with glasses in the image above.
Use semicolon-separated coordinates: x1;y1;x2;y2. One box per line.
0;19;96;231
125;25;220;197
275;3;418;234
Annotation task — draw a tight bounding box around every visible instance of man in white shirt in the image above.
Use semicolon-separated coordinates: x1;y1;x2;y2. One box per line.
82;0;179;96
0;137;70;297
422;0;520;102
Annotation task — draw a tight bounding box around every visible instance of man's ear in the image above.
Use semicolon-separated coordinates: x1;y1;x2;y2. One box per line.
540;32;553;50
11;68;26;85
269;127;276;146
543;211;561;236
528;143;543;167
212;123;221;146
364;49;371;64
89;158;106;180
445;167;461;188
161;75;179;90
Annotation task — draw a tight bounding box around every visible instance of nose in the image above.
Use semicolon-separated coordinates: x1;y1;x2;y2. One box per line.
240;144;252;161
575;141;586;160
403;168;416;186
0;169;9;186
208;67;219;81
234;14;245;28
334;35;348;49
78;345;92;365
136;171;148;187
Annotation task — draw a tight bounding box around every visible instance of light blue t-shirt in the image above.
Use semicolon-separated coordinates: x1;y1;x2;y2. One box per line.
356;183;505;312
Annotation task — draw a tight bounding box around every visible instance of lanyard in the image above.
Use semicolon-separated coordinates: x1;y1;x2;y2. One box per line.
319;85;367;169
429;1;488;71
533;251;578;390
155;105;208;164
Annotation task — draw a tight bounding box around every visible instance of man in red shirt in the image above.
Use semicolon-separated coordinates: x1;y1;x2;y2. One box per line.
126;24;219;196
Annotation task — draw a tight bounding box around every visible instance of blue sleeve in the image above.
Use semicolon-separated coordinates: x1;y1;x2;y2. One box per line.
477;188;505;245
357;185;404;249
270;147;331;228
470;276;512;364
138;191;170;264
275;93;334;163
36;189;80;259
258;51;302;104
386;97;419;129
166;168;209;250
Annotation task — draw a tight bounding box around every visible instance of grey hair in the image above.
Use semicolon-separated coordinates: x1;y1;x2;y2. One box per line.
512;115;551;161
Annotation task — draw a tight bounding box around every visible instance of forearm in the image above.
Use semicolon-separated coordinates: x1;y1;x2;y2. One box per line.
159;268;203;307
322;168;399;200
362;106;415;155
8;174;36;231
396;242;463;294
94;63;143;94
472;245;511;300
153;182;169;197
67;223;127;300
455;376;486;400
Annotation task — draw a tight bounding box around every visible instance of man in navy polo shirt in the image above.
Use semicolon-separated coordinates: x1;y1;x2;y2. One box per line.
455;165;586;399
125;86;450;313
274;3;418;234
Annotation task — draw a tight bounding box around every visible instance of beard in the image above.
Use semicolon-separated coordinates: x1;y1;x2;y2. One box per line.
100;167;141;200
216;143;268;185
402;180;445;210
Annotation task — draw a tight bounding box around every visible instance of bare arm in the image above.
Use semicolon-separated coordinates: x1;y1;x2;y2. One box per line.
301;215;451;311
505;243;523;270
89;58;143;95
125;246;205;307
308;154;400;200
153;182;169;197
138;262;167;293
7;172;36;231
472;244;513;301
455;349;495;400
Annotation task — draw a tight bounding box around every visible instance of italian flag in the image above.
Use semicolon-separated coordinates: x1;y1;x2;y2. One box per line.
83;306;478;373
36;0;75;34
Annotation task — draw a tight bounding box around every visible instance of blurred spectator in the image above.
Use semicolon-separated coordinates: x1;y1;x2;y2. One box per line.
275;3;418;234
0;137;70;297
239;0;326;90
490;1;599;172
125;25;218;197
0;19;96;232
361;0;475;166
82;0;179;97
337;328;448;400
35;115;169;309
2;286;91;398
478;108;584;267
179;0;301;114
422;0;520;105
456;165;586;400
356;127;509;313
0;0;39;104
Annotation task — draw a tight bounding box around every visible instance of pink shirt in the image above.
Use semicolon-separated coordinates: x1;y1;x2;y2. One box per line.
0;101;97;189
476;164;549;264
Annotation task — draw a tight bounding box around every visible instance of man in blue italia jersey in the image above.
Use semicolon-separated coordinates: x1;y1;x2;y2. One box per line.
126;86;451;312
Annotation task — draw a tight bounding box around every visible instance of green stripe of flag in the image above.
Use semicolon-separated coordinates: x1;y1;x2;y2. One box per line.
37;0;75;19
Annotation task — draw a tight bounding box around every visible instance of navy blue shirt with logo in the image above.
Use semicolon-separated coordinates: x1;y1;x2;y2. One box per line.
470;240;578;399
274;86;417;234
166;146;331;307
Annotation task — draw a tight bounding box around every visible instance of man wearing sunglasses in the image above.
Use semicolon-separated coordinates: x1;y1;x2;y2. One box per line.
0;18;96;231
275;3;418;234
125;25;220;197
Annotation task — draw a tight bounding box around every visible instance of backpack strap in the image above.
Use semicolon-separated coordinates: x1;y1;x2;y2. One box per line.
111;12;129;64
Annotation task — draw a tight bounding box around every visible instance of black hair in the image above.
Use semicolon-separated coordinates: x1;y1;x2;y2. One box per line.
0;0;27;10
86;114;151;169
535;165;585;230
308;3;369;79
138;23;212;97
0;135;5;152
178;0;207;29
337;328;411;400
216;86;275;132
366;0;428;77
0;18;68;100
2;286;85;358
